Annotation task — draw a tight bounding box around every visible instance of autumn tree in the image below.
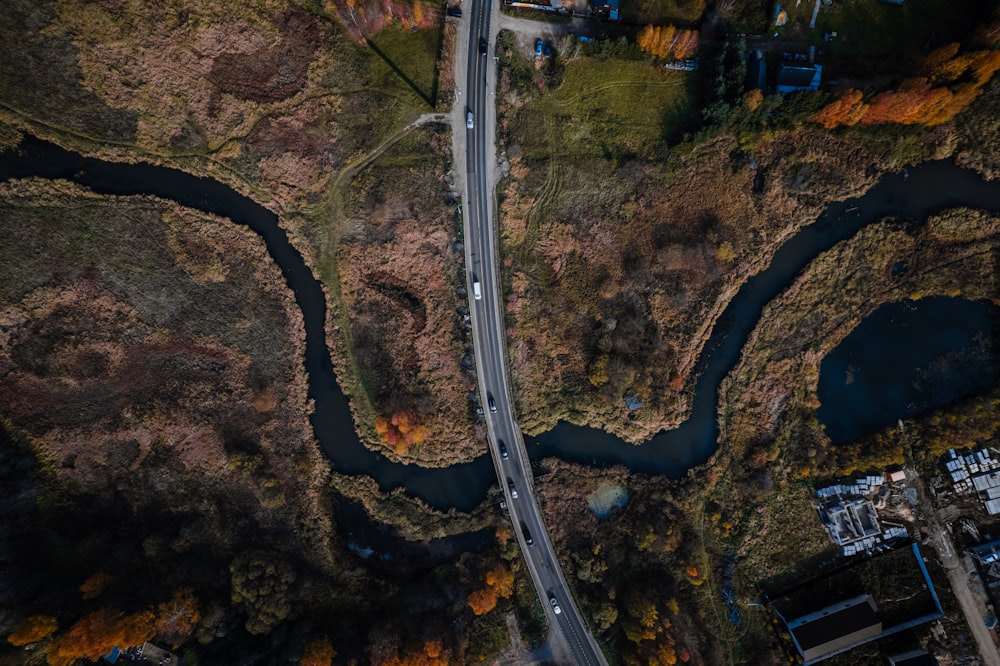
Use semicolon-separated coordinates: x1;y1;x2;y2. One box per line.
485;565;515;597
7;615;58;646
301;637;337;666
156;588;200;645
673;30;698;59
467;587;497;615
79;572;112;600
812;89;866;128
742;89;763;112
376;640;453;666
375;410;429;456
47;608;119;664
814;46;1000;129
113;611;156;647
467;564;515;615
637;25;698;59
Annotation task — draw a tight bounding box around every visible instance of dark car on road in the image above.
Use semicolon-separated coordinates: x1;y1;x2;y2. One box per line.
543;41;552;58
487;393;496;412
498;440;509;460
507;478;518;498
446;7;462;17
521;522;533;546
479;37;488;55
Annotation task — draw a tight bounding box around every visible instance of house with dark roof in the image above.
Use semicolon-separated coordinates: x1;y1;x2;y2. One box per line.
770;543;944;664
591;0;620;20
780;595;882;663
775;61;822;93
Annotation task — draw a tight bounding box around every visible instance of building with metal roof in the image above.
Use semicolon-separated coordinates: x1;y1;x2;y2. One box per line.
782;595;882;663
775;61;822;93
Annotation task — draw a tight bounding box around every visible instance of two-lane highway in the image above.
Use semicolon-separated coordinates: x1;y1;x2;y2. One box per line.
460;2;608;664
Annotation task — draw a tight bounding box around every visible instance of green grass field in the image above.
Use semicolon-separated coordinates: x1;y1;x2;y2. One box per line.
367;25;443;109
816;0;987;55
514;58;694;162
812;0;994;76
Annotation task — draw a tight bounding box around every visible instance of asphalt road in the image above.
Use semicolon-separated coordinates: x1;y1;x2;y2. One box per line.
460;3;608;665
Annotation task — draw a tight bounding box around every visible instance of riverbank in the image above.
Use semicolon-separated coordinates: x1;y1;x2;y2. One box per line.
718;207;1000;480
493;30;953;444
0;0;479;469
0;169;524;664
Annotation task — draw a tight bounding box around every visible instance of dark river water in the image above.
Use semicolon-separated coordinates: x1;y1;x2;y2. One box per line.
3;138;1000;511
817;297;999;444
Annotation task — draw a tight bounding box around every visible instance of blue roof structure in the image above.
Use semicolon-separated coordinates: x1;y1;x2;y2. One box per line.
776;62;822;93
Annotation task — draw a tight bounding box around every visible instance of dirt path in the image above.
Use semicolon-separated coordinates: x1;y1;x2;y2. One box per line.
910;470;1000;666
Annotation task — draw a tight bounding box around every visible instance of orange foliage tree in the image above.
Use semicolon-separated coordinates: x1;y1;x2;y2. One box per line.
742;89;763;112
813;46;1000;129
467;587;498;615
80;572;112;600
637;25;698;59
7;615;58;646
155;588;200;645
301;637;337;666
377;639;453;666
467;564;515;615
113;611;156;647
47;608;119;664
812;89;866;128
375;410;429;456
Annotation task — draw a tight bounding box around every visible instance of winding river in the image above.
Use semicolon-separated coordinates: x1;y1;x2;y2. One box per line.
3;138;1000;511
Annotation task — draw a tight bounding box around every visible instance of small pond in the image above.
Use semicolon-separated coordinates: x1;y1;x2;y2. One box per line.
817;297;999;444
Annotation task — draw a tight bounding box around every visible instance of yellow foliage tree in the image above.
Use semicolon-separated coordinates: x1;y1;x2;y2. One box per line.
47;608;119;664
742;89;763;112
156;588;200;645
7;615;58;646
301;637;337;666
113;611;156;647
637;25;698;59
80;572;112;600
467;587;498;615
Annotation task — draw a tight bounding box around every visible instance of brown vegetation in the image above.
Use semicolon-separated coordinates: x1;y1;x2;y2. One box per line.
718;208;1000;479
336;126;480;465
1;0;470;466
500;130;887;442
0;179;332;556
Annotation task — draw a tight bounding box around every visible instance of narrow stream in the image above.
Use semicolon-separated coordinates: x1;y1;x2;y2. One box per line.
4;139;1000;510
526;162;1000;474
0;137;495;511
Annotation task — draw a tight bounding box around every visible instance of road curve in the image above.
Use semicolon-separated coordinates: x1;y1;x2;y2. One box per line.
459;3;609;665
